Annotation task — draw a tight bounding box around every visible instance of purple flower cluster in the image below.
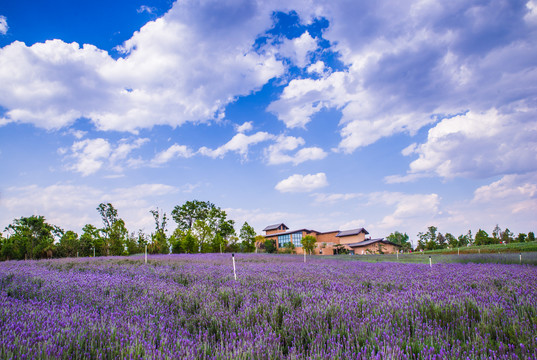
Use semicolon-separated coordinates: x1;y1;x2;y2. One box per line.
1;254;536;359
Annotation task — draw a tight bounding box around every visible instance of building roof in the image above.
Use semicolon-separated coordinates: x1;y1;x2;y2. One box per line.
264;228;319;237
263;223;289;231
346;238;401;248
336;228;369;237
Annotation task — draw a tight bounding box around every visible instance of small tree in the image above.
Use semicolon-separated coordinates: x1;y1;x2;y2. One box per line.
183;231;198;254
475;229;491;246
528;232;535;242
301;235;316;255
445;233;458;248
264;239;276;253
515;233;527;243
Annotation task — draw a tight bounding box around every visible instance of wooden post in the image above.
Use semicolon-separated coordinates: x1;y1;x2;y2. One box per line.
232;253;237;280
429;256;432;268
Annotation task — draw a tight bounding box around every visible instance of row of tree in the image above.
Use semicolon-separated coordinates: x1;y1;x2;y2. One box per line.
387;225;535;252
0;200;263;261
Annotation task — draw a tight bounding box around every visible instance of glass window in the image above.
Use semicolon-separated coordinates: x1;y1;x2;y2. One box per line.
292;232;303;247
278;234;290;248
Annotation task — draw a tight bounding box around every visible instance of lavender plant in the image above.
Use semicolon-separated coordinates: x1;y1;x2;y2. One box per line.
0;254;535;359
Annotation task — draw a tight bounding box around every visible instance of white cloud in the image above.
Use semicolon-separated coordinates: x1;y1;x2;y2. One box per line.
265;135;327;165
199;131;274;159
278;31;318;68
0;1;285;131
367;192;441;233
396;109;537;180
0;183;180;234
311;192;362;204
0;16;7;35
137;5;155;14
307;60;326;74
275;172;328;193
151;144;194;165
236;121;253;133
66;137;148;176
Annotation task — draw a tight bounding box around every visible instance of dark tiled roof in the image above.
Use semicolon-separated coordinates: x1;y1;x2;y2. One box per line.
336;228;369;237
264;229;319;237
346;238;401;248
263;223;289;231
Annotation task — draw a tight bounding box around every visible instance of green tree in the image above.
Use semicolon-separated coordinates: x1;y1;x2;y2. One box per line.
264;239;276;253
109;219;128;256
79;224;100;256
528;232;535;242
492;224;501;241
500;228;513;243
171;200;235;246
210;233;227;253
57;230;80;258
192;219;213;253
125;231;144;255
239;222;256;253
515;233;527;243
97;203;119;256
149;208;168;254
4;215;55;260
183;231;198;254
475;229;491;246
436;233;447;249
418;226;438;251
301;235;316;255
445;233;458;248
386;231;411;251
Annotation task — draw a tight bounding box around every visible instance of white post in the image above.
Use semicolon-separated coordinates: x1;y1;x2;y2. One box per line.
232;253;237;280
520;253;522;264
145;244;147;264
478;249;480;254
396;251;399;260
429;256;432;268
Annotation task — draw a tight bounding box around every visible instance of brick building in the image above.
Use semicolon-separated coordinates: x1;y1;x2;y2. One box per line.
262;223;401;255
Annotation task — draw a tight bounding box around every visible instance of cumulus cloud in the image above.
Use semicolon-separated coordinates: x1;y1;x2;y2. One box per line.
393;109;537;180
275;172;328;192
0;16;7;35
0;0;285;131
278;31;318;68
236;121;253;133
265;135;327;165
267;0;537;161
151;144;194;165
199;131;274;159
66;137;148;176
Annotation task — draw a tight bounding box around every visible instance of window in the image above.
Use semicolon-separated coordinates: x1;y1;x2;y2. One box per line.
278;234;291;248
292;232;303;247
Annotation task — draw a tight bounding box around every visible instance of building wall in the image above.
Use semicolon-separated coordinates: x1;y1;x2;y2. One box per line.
316;231;339;244
351;242;400;254
338;233;366;245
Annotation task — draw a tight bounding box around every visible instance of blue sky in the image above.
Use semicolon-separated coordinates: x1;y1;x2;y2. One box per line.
1;0;536;244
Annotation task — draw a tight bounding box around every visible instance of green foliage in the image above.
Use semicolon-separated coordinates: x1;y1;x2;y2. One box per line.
501;228;513;243
516;233;527;243
528;232;536;242
79;224;100;256
56;230;80;258
3;215;55;260
301;235;316;254
281;242;295;254
445;233;458;248
386;231;411;251
264;239;276;253
475;229;492;246
183;231;198;254
149;208;169;254
239;222;256;253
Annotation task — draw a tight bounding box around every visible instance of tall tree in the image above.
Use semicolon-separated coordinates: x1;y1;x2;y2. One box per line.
492;224;502;240
445;233;458;248
239;222;256;253
97;203;120;256
500;228;513;243
171;200;235;241
80;224;101;256
528;232;535;242
149;208;168;254
57;230;80;258
475;229;491;246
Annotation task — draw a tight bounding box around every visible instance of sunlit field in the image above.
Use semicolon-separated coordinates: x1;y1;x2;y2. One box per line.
1;254;536;359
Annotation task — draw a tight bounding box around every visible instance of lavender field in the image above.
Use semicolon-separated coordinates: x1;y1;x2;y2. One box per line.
1;254;536;359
